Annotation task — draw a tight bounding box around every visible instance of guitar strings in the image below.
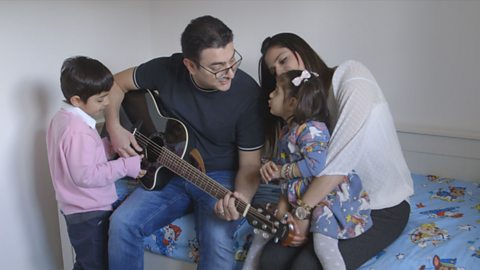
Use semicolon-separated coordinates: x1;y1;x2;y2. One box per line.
133;131;278;226
134;132;227;196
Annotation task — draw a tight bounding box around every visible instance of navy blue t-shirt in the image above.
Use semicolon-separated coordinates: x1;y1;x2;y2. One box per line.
133;53;265;171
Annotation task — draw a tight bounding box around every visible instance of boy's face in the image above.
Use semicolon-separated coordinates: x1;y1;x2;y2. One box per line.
76;91;110;119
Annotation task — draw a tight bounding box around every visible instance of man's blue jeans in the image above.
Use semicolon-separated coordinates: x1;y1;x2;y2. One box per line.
109;170;239;270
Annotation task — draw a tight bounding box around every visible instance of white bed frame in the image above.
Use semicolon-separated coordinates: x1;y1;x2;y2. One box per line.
58;129;480;270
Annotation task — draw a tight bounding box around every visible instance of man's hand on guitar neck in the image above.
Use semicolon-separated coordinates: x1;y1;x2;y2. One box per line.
215;191;248;221
108;124;142;157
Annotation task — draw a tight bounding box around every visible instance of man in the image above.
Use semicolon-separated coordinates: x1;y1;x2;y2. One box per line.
106;15;265;270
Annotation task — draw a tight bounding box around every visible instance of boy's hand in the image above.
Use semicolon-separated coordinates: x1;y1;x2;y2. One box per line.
137;169;146;179
136;154;146;178
260;161;281;182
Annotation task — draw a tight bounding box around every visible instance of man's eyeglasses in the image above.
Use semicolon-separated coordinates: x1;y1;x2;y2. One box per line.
198;50;243;80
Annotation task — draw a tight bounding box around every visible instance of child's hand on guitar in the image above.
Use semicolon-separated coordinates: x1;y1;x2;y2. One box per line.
260;161;282;183
137;169;146;179
136;154;146;178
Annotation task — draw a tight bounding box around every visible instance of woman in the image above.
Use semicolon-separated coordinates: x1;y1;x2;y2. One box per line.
257;33;414;270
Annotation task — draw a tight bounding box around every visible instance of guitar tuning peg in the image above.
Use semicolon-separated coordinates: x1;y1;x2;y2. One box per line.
262;232;270;239
257;208;263;213
271;228;277;234
274;237;279;243
265;214;271;220
253;228;259;234
273;209;279;216
261;224;267;230
265;203;271;210
274;221;279;226
252;220;258;226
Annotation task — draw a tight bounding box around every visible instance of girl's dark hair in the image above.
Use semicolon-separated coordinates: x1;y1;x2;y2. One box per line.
258;33;335;157
277;70;330;129
60;56;113;103
181;15;233;64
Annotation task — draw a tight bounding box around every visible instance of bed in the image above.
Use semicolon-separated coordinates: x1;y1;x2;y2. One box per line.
115;173;480;270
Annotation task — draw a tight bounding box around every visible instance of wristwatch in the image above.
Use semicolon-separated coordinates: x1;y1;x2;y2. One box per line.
292;199;312;220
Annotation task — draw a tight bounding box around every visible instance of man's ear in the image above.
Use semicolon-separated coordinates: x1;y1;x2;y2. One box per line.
183;58;197;75
69;95;84;107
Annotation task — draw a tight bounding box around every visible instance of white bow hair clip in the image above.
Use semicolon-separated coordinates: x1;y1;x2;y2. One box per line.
291;70;319;86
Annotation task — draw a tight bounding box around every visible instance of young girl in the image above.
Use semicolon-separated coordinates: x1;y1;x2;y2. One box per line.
243;70;372;270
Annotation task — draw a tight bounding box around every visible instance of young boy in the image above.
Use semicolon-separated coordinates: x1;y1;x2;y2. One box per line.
46;56;144;270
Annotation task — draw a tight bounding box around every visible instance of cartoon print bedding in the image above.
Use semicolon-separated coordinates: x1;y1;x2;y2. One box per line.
116;174;480;270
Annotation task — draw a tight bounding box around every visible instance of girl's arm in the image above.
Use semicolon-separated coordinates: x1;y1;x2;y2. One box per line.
283;122;329;179
299;175;344;209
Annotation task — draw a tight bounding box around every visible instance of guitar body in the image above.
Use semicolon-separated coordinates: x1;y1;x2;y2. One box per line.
121;89;189;190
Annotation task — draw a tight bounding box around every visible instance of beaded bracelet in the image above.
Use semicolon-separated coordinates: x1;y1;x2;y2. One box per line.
280;164;288;179
281;163;297;180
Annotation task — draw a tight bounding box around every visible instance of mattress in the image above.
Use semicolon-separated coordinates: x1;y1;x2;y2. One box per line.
116;173;480;269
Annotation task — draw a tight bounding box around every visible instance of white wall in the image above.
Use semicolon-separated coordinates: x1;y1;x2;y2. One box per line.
1;1;479;269
0;1;153;269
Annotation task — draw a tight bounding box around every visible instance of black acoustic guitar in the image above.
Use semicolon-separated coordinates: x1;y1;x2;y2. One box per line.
121;89;291;244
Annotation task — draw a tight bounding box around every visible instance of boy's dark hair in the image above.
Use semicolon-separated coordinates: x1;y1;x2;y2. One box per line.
277;70;330;130
60;56;113;104
181;15;233;64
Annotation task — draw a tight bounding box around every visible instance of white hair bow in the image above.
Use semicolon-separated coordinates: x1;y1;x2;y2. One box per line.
291;70;318;86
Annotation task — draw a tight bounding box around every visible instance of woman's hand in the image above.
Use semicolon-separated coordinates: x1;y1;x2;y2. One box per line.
108;124;142;157
260;161;282;182
285;214;310;247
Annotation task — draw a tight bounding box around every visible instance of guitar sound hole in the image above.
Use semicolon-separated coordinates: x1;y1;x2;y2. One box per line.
144;134;164;162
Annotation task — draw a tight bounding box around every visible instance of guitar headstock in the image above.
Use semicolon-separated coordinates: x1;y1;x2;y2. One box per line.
245;203;291;244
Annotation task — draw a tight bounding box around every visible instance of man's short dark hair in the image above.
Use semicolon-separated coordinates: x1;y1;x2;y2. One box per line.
181;15;233;64
60;56;113;103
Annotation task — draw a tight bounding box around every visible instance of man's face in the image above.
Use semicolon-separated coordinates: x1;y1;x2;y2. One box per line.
188;42;241;91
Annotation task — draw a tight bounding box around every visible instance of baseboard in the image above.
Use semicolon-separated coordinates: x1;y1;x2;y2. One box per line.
397;130;480;182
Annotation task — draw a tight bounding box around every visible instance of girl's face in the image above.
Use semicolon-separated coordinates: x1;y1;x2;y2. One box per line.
268;84;296;121
264;46;305;76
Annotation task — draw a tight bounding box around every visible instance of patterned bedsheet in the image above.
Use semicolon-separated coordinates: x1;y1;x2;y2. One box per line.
359;174;479;270
116;174;480;269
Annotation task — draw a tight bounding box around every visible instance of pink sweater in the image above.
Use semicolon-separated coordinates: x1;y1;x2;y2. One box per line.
46;106;141;215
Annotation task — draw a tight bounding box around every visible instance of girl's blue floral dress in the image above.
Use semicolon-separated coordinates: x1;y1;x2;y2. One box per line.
275;120;373;239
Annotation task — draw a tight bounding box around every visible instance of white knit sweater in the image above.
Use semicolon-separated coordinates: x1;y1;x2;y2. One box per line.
320;60;414;209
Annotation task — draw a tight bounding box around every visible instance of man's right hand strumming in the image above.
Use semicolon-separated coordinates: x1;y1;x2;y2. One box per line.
107;123;142;157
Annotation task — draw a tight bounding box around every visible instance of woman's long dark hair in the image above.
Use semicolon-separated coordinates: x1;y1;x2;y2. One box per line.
259;33;335;157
